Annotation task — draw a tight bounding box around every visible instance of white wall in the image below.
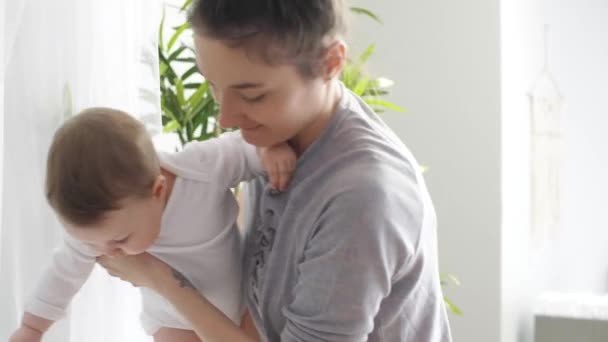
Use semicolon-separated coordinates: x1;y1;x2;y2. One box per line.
0;1;6;339
0;0;5;247
500;1;542;341
349;1;502;341
534;0;608;294
501;0;608;341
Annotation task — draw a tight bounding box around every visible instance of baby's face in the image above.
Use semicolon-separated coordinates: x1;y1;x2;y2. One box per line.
62;196;164;256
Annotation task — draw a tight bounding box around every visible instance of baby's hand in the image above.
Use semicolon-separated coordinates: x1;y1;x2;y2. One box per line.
258;143;296;191
9;326;42;342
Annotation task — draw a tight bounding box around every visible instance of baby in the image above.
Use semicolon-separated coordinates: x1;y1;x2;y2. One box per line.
9;107;295;341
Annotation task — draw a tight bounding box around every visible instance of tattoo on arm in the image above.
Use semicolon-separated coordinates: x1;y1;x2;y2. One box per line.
171;268;196;289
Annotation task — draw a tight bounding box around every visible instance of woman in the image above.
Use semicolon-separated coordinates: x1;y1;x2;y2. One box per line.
99;0;453;341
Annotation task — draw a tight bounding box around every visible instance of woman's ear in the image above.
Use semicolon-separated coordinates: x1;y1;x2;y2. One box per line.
322;40;347;81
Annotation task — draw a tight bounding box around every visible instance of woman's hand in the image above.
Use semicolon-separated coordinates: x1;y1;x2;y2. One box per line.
99;253;257;342
96;252;171;290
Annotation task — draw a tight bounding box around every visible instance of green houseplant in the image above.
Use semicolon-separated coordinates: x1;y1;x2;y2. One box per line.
158;0;460;316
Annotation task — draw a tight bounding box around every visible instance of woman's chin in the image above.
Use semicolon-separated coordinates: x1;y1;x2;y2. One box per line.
241;128;282;147
240;127;262;144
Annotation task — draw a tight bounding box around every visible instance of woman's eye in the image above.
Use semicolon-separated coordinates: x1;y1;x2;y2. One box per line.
242;94;266;103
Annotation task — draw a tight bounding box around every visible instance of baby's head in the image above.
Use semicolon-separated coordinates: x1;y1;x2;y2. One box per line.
46;108;166;256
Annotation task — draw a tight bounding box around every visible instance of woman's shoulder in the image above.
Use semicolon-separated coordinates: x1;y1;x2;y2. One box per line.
318;119;421;190
305;97;427;209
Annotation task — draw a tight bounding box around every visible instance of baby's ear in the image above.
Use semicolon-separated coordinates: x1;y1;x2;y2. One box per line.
152;174;167;198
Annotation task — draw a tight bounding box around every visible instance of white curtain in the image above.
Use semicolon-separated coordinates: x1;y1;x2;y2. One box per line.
1;0;161;341
0;0;5;324
0;0;5;257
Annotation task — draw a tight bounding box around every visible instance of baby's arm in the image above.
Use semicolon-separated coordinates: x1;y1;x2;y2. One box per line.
159;131;296;189
257;142;296;191
9;313;53;342
10;237;96;341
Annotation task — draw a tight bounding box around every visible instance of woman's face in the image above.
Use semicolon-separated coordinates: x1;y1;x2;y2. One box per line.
193;34;333;148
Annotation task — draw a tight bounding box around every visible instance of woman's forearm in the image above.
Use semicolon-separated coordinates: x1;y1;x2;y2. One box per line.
153;266;258;342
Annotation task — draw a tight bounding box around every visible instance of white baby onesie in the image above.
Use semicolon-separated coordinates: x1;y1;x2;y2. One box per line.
25;131;262;335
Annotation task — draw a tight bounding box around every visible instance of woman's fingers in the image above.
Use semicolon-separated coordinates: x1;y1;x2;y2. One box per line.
278;171;286;191
280;160;295;191
278;167;290;191
271;163;280;190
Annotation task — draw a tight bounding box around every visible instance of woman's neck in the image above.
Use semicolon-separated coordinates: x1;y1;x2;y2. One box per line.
290;81;342;156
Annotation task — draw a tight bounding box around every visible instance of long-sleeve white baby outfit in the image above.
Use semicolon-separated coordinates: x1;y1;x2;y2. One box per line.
25;131;261;335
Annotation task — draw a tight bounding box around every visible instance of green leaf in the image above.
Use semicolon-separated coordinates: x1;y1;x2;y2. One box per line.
364;98;406;112
185;120;194;141
174;57;197;63
198;111;209;135
359;44;376;64
444;297;463;316
440;273;461;287
161;103;178;123
196;132;214;141
184;82;203;89
159;7;166;50
353;77;370;96
159;62;168;77
168;46;187;62
350;7;382;24
176;79;185;106
191;115;211;140
182;65;199;81
187;82;210;111
362;78;393;97
167;22;190;52
188;96;214;123
180;0;193;11
163;119;181;133
178;132;187;146
161;87;183;121
158;48;179;85
362;88;388;97
158;62;169;78
341;62;361;90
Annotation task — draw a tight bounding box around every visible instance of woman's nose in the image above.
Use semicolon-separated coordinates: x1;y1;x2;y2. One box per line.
218;101;239;129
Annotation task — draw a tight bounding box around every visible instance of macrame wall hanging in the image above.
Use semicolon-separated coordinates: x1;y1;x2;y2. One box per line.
529;25;564;246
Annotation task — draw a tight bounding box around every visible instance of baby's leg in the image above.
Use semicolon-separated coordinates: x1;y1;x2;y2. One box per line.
154;327;201;342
